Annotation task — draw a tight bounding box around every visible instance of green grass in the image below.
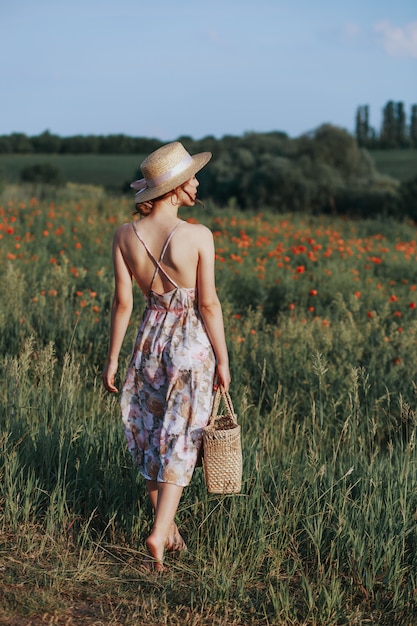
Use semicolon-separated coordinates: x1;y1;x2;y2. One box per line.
2;189;417;623
0;153;145;189
0;149;416;194
369;149;417;182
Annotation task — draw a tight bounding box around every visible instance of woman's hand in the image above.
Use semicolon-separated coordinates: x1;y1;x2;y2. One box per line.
102;359;119;393
215;362;231;392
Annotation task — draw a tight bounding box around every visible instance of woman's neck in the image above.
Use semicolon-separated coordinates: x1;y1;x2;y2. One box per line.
151;197;180;220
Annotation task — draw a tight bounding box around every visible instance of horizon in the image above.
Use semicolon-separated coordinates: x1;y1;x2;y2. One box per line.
1;103;416;144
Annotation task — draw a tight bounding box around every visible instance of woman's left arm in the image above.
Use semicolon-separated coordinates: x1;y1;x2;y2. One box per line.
102;230;133;393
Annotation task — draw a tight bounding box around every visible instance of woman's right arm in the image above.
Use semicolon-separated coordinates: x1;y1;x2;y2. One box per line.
197;226;230;391
102;229;133;393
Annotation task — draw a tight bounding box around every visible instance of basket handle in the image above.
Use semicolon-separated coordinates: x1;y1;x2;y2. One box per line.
209;385;238;426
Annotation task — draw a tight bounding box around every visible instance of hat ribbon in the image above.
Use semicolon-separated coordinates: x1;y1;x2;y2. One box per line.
131;153;193;195
130;179;148;193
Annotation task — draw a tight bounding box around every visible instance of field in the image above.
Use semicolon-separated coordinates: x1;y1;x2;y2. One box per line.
369;149;417;182
0;148;416;191
0;154;145;189
2;185;417;625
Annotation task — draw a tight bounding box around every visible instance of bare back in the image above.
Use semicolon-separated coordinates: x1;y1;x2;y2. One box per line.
115;218;209;297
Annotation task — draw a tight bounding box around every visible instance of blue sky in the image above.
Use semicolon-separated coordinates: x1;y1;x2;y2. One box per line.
1;0;416;141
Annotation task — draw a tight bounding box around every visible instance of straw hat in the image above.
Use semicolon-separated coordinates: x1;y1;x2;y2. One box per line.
130;141;212;203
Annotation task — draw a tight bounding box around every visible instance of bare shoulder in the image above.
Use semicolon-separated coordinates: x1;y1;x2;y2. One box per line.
113;222;133;242
181;221;213;242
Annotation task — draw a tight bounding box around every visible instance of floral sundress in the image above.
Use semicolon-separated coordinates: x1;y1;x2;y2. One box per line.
120;221;216;487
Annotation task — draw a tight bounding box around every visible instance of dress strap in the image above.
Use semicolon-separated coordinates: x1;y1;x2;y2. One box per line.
131;221;182;292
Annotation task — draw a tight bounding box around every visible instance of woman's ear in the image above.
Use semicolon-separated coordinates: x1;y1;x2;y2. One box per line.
170;191;179;206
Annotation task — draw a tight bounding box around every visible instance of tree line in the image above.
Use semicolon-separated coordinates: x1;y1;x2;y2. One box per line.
356;101;417;149
189;126;415;220
13;125;417;222
0;100;416;155
0;132;162;155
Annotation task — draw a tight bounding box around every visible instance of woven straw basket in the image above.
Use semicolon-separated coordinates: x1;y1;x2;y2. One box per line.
202;386;242;494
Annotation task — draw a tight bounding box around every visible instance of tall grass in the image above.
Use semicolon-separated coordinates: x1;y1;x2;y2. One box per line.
1;187;417;624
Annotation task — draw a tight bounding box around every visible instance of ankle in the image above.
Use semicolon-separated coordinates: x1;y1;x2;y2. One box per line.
146;532;165;562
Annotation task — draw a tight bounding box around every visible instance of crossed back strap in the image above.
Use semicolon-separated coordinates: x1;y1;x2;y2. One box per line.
131;221;182;293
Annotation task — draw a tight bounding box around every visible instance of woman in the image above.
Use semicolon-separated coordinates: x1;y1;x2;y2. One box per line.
102;141;230;570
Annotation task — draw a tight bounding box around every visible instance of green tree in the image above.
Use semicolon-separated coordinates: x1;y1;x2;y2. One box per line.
99;134;135;153
399;175;417;221
9;133;33;153
61;135;101;153
380;101;408;148
209;147;255;206
396;102;407;147
298;124;365;178
410;105;417;148
381;101;396;147
0;136;12;152
32;130;62;153
355;105;370;147
20;163;62;185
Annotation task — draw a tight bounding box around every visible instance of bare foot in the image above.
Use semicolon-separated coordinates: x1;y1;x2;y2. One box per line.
141;557;168;573
145;534;166;572
166;522;188;554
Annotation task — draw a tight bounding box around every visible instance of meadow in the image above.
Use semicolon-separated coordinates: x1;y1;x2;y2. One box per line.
2;184;417;625
0;154;144;188
368;149;417;182
0;148;416;191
